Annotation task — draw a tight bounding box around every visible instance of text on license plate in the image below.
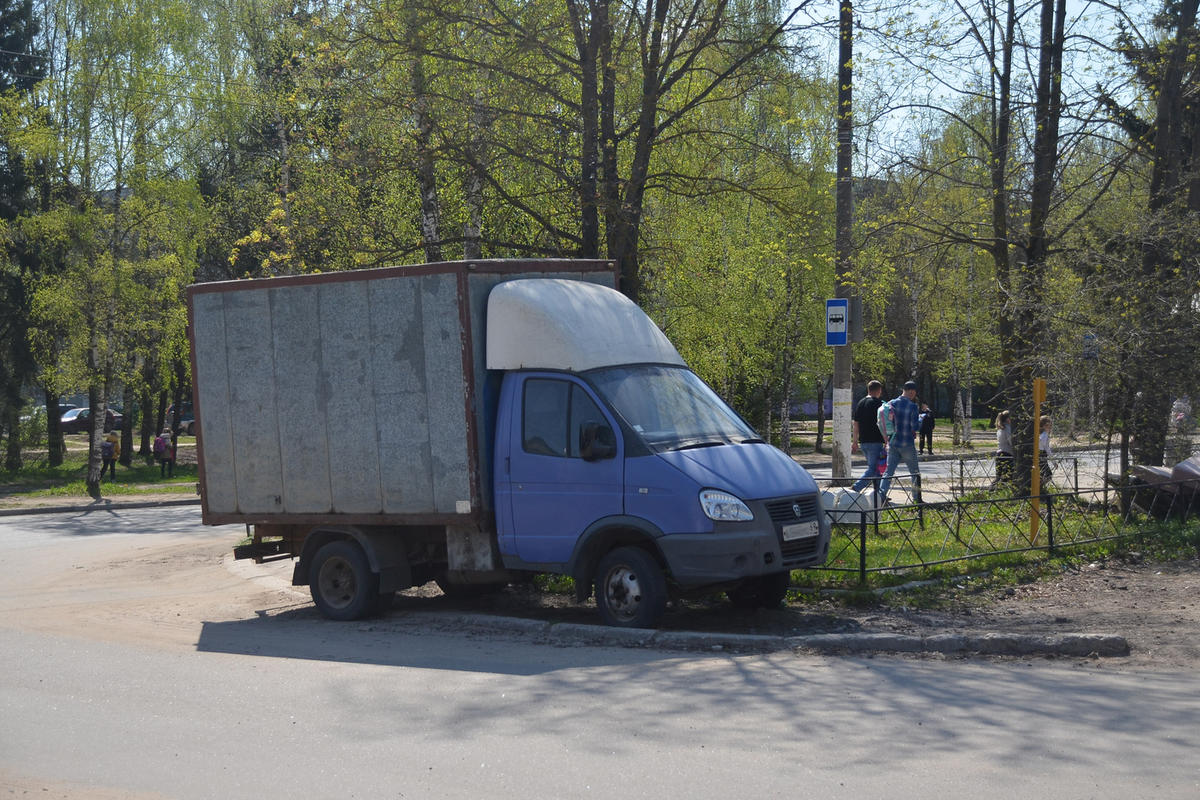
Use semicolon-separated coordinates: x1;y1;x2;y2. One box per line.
782;520;820;541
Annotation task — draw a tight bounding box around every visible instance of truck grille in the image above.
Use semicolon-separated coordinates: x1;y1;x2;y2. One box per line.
765;496;819;524
764;495;824;567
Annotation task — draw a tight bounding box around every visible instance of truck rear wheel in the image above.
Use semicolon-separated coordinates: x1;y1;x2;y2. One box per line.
595;546;667;628
727;571;791;610
310;540;378;621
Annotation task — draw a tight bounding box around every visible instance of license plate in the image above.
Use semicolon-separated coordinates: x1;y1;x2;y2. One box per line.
782;520;820;541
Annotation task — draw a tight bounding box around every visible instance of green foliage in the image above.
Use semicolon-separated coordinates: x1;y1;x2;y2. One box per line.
0;0;1187;476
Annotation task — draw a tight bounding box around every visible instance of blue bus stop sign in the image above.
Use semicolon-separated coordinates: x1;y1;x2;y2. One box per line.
826;298;848;347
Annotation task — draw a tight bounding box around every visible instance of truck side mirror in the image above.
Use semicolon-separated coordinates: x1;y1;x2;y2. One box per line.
579;421;617;461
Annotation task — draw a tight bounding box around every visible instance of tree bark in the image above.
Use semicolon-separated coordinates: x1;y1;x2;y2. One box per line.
1131;0;1200;466
1013;0;1066;485
413;53;443;263
567;0;603;257
44;388;63;467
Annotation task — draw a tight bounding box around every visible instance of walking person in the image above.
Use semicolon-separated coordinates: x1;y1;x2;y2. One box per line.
99;432;120;481
851;380;886;492
878;381;922;505
153;429;175;478
1038;415;1053;487
918;403;935;454
994;409;1014;485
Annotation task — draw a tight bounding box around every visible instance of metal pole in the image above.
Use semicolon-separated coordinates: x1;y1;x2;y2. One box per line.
832;0;855;482
859;508;868;584
1031;377;1046;542
1046;493;1055;555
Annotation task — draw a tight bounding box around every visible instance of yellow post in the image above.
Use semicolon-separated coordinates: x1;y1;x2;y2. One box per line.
1030;378;1046;543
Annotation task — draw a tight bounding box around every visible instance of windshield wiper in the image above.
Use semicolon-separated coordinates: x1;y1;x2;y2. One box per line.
671;440;727;451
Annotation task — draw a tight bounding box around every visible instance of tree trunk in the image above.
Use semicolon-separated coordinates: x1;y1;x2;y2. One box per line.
815;381;827;454
1131;0;1200;465
44;388;64;466
952;381;966;447
120;383;135;466
86;385;102;499
1013;0;1066;486
411;39;442;262
463;93;488;261
3;406;20;471
139;386;154;460
991;0;1019;423
567;0;603;257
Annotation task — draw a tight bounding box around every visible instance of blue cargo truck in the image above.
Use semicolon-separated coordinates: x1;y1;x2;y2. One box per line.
187;259;829;627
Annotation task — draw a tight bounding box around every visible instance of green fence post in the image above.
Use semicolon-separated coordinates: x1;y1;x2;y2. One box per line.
860;511;868;585
1046;493;1055;555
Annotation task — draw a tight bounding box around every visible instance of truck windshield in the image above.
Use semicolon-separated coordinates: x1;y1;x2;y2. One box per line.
587;365;761;452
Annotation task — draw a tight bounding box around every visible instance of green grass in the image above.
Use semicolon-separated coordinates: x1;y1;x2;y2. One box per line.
1;454;195;497
792;497;1200;607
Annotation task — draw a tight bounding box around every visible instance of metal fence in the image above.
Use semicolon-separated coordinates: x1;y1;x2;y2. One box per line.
808;470;1200;584
946;453;1090;497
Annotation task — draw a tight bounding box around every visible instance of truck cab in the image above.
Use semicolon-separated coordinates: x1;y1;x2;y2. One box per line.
486;280;829;626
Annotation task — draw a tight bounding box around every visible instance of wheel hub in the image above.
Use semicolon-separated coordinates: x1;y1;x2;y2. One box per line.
603;566;643;622
318;557;356;610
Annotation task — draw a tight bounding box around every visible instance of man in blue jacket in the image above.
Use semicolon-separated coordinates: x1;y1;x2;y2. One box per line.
878;380;922;505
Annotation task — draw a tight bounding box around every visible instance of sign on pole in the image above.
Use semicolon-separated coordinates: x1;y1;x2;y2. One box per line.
825;298;848;347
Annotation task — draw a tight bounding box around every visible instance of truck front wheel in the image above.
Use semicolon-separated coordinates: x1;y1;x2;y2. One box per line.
310;540;378;621
595;546;667;628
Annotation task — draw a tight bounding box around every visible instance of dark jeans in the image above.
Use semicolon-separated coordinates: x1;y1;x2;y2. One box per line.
919;431;933;452
159;458;174;477
995;453;1014;484
100;458;116;480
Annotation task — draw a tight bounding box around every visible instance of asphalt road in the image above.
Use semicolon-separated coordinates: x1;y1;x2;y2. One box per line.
1;507;1198;799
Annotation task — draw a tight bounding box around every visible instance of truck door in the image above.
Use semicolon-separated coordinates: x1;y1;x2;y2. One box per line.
501;374;623;565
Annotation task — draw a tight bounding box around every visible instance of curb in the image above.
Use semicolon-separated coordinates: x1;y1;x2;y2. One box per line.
0;497;200;517
361;610;1131;658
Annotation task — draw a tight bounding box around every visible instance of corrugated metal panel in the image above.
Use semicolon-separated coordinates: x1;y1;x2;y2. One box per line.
371;275;435;514
224;289;284;513
272;284;332;513
189;260;617;523
318;279;383;513
421;273;471;514
191;292;238;512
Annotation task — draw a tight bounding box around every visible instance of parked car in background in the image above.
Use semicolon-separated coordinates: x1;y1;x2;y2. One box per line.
60;407;123;434
19;403;76;423
166;402;195;435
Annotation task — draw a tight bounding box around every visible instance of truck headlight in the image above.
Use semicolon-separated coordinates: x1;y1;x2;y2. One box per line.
699;489;753;521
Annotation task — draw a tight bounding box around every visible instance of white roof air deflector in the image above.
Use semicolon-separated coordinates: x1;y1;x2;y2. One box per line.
486;279;686;372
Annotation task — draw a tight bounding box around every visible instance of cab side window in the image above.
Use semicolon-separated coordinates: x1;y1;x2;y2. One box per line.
523;379;607;459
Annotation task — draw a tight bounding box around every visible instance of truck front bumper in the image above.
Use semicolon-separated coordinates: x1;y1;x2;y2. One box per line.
657;529;779;585
657;498;829;587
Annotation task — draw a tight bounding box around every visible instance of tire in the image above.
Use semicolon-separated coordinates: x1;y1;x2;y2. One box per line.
309;540;378;621
727;571;791;610
594;546;667;628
